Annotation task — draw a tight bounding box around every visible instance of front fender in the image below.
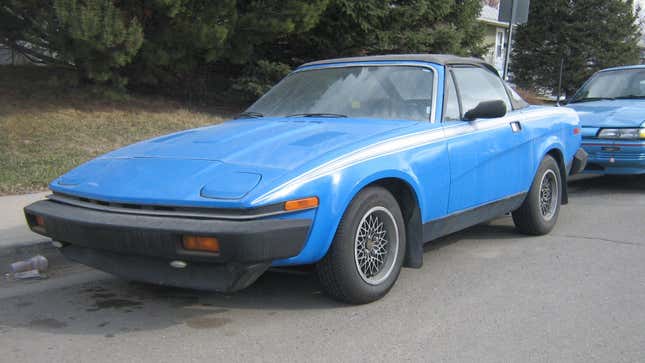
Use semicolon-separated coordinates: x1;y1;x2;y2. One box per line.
269;163;426;267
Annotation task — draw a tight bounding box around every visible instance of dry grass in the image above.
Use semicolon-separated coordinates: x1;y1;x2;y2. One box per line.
0;66;240;195
514;88;549;105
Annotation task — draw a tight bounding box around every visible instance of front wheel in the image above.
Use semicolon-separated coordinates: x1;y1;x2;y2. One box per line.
512;155;562;235
316;186;406;304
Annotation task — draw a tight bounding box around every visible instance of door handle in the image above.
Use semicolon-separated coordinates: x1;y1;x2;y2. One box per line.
510;121;522;133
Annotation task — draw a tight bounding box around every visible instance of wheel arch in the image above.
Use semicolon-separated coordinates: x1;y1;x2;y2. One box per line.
544;146;569;205
358;176;424;268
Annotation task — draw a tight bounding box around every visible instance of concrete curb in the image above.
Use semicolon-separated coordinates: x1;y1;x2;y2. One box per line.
0;240;56;260
0;192;58;271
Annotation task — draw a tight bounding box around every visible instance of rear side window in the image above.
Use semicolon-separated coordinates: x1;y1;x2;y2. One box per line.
452;67;512;116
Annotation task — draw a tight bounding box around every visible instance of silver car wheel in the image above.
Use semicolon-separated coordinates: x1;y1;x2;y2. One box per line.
539;169;559;221
354;206;399;285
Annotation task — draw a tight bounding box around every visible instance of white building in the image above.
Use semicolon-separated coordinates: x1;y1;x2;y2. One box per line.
478;0;511;75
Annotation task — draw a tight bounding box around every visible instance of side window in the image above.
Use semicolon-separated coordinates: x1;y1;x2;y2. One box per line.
443;72;461;121
452;67;512;116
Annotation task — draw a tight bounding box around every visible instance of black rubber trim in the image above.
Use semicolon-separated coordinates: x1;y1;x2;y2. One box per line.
24;200;311;263
48;192;313;221
422;193;527;242
570;148;589;175
302;54;493;70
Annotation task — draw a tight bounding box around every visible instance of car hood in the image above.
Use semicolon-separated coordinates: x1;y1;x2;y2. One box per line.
51;117;415;206
566;100;645;128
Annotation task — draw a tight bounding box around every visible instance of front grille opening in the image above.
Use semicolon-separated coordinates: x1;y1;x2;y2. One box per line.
585;163;605;171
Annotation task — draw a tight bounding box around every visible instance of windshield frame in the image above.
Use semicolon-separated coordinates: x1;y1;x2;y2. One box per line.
247;61;440;123
570;68;645;103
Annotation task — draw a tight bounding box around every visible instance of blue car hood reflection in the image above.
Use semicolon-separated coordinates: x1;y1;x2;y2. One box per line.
567;100;645;128
51;117;416;206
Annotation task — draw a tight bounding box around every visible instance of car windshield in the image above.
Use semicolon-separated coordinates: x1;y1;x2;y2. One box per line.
244;66;435;121
570;68;645;103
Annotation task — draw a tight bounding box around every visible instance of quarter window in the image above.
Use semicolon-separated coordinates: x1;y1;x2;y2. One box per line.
443;72;461;121
451;67;512;117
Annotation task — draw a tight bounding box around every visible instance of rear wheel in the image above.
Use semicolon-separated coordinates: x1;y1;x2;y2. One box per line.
316;186;406;304
512;155;562;235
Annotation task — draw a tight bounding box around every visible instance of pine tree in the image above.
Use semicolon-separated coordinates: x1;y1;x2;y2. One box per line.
53;0;144;86
282;0;486;62
1;0;487;96
238;0;486;97
0;0;143;87
511;0;641;96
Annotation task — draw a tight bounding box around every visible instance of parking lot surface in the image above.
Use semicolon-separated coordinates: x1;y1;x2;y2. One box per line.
0;176;644;362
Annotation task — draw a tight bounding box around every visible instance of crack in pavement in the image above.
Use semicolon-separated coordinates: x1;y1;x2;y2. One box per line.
553;234;643;247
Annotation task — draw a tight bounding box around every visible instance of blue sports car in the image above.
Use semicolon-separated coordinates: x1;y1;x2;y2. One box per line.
567;65;645;174
25;55;586;304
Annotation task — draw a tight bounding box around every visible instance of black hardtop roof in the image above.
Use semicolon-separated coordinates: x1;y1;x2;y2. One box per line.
301;54;493;70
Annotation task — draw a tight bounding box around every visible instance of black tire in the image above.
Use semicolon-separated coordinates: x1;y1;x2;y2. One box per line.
316;186;406;304
512;155;562;235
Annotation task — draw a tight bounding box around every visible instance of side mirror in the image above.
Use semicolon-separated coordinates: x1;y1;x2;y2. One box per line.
464;100;507;121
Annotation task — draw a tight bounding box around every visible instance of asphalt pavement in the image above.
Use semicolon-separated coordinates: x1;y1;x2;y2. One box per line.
0;175;644;362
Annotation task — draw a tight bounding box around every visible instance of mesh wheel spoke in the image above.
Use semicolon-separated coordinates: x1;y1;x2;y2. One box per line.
353;206;399;285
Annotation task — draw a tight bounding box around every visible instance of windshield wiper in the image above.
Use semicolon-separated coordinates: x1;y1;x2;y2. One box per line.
235;111;264;119
614;95;645;100
569;97;615;104
286;113;348;118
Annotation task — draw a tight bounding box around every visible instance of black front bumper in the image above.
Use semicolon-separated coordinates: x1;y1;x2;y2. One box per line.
570;147;589;175
24;199;311;292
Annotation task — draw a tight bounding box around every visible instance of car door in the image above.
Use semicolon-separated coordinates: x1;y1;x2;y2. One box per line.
442;65;532;213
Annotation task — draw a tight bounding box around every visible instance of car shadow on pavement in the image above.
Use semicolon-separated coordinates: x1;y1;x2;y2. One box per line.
0;266;350;338
424;217;523;255
568;174;645;195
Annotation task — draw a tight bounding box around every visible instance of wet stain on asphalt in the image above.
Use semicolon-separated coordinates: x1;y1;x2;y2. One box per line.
86;298;143;312
28;318;67;329
97;321;109;328
14;301;33;308
91;292;117;300
83;286;108;293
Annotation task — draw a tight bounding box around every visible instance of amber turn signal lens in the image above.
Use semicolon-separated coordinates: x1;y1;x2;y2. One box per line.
35;215;45;227
284;196;319;211
182;235;220;253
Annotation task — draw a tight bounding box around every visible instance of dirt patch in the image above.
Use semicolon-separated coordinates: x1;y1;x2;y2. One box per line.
28;318;67;329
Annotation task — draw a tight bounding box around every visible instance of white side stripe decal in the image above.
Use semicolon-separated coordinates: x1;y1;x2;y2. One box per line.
255;107;574;203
